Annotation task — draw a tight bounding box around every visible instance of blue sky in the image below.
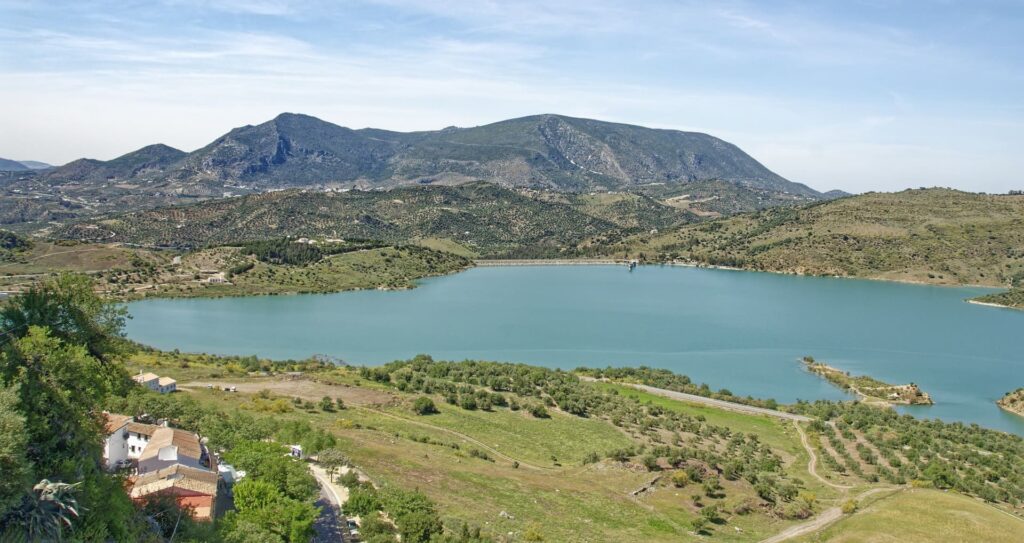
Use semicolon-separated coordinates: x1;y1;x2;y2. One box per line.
1;0;1022;193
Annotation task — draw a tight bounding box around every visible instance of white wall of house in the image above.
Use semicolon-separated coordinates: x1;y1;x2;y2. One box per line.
127;432;151;459
104;429;129;470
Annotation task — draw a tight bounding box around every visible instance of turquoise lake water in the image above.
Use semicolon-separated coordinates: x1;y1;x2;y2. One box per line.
125;265;1024;434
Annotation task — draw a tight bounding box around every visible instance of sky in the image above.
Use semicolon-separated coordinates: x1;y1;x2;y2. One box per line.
1;1;1022;193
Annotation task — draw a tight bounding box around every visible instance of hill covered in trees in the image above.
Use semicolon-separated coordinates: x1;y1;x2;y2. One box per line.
615;189;1024;288
53;182;698;257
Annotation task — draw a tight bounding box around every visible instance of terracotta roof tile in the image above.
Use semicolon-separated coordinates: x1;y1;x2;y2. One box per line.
139;427;202;461
102;412;132;434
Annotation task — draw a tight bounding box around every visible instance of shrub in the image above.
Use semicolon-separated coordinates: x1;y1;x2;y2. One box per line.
412;397;439;415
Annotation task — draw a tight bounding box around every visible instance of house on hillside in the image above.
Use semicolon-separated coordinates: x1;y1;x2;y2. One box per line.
132;371;177;394
137;427;214;475
126;421;159;457
132;372;160;390
130;465;220;521
103;413;221;521
102;414;163;468
102;413;133;470
157;377;177;394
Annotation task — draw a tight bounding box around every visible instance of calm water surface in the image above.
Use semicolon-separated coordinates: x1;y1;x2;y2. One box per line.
126;265;1024;434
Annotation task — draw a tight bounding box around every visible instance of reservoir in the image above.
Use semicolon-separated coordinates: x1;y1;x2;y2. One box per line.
126;265;1024;434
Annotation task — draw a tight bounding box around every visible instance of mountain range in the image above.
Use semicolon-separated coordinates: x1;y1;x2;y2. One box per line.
2;113;842;228
40;113;820;193
0;158;52;171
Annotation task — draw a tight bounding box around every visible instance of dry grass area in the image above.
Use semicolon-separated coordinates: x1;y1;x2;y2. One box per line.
793;488;1024;543
180;375;397;407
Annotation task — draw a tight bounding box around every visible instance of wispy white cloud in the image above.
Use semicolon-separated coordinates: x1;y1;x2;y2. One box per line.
0;0;1022;193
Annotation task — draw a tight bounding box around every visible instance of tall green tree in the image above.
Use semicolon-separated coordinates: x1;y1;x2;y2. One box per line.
0;384;30;518
0;273;127;362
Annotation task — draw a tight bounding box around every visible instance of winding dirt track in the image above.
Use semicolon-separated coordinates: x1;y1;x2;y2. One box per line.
758;487;897;543
793;422;853;490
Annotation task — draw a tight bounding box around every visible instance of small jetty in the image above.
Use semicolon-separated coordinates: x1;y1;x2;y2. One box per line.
800;356;933;406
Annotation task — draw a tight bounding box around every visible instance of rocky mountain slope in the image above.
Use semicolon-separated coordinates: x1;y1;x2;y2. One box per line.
41;113;816;194
0;114;827;228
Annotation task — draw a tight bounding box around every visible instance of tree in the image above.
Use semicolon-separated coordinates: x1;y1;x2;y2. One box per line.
319;396;335;412
0;384;29;518
671;470;690;488
396;509;442;543
528;404;549;418
228;479;319;543
318;448;350;482
0;273;127;362
412;396;438;415
233;480;282;511
223;441;318;502
2;327;113;481
345;486;382;517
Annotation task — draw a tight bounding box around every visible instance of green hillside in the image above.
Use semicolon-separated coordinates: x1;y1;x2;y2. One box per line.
615;189;1024;287
53;182;697;257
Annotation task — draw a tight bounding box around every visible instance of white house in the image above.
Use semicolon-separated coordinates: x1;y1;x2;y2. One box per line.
157;377;177;394
133;372;160;391
102;413;132;470
126;422;159;458
132;372;177;394
137;427;210;475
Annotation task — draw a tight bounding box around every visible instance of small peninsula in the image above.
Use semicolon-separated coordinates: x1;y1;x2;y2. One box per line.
997;388;1024;417
801;356;933;406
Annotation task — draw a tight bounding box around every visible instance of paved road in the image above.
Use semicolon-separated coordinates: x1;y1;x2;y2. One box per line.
623;383;811;422
311;469;351;543
313;486;346;543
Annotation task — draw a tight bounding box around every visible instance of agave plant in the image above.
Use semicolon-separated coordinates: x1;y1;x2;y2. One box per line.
20;479;81;541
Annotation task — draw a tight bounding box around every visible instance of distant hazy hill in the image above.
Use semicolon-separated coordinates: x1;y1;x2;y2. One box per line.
0;158;53;171
43;144;186;182
54;182;699;257
0;158;29;171
40;113;817;195
620;188;1024;287
16;160;53;170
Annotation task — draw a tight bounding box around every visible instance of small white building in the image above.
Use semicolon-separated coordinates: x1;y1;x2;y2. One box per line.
157;377;177;394
133;372;160;391
132;372;176;394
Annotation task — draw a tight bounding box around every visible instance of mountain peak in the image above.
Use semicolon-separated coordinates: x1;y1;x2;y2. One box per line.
37;113;820;196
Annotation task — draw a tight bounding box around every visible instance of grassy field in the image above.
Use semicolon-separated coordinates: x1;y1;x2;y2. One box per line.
794;488;1024;543
0;240;167;278
121;350;1024;542
138;358;847;542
